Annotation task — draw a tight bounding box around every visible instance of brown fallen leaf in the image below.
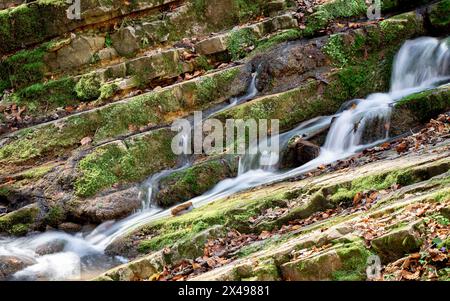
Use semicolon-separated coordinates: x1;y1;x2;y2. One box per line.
396;141;408;154
401;269;420;280
353;192;363;205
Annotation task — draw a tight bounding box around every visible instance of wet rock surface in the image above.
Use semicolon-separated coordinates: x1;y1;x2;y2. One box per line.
280;137;321;169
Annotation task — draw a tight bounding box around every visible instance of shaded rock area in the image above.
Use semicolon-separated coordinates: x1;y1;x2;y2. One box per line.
280;137;320;169
154;157;239;207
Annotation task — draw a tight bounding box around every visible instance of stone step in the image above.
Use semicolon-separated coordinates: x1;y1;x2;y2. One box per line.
0;0;289;92
0;0;179;55
0;65;250;176
0;11;298;133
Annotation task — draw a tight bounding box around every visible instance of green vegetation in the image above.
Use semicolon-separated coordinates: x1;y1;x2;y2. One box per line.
301;0;367;36
12;77;76;111
429;0;450;28
0;205;40;236
75;72;102;101
44;205;65;227
332;242;372;281
227;28;258;61
396;84;450;122
137;192;285;253
74;129;177;197
155;158;237;207
99;83;119;100
252;29;302;54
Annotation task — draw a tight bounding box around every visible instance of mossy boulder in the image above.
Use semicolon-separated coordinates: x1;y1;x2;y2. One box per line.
393;84;450;127
0;203;41;236
371;224;423;263
154;157;239;207
74;128;177;198
281;241;371;281
427;0;450;32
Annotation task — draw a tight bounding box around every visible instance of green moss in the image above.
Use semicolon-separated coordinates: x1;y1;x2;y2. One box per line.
195;55;213;71
234;0;264;22
0;205;39;236
302;0;367;36
135;192;286;254
37;0;67;6
396;84;450;122
75;72;102;101
252;29;302;54
10;4;43;44
99;83;119;100
0;187;10;197
74;128;177;197
44;205;65;227
155;158;237;207
21;165;54;179
332;242;372;281
429;0;450;28
11;77;77;112
227;27;258;61
330;169;418;204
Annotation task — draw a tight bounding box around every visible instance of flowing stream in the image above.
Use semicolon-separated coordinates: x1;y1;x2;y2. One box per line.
0;37;449;280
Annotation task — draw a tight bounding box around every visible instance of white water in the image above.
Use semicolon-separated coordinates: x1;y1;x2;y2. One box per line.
1;37;449;281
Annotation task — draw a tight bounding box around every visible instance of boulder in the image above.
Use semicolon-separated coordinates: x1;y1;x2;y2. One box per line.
280;137;320;169
0;255;35;280
69;187;141;223
195;35;228;55
58;222;83;233
50;35;105;70
35;239;66;256
111;26;141;57
154;157;238;207
371;225;423;264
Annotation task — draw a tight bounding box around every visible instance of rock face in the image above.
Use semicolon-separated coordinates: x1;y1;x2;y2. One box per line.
69;187;141;223
47;36;106;71
154;157;239;207
371;225;423;264
111;27;141;57
280;137;320;169
280;242;371;281
0;0;449;284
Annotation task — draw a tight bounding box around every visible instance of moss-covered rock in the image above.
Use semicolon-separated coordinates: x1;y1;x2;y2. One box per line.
428;0;450;32
74;72;102;101
280;241;371;281
371;224;423;263
74;128;177;198
0;203;41;236
394;84;450;124
0;66;245;173
154;156;239;207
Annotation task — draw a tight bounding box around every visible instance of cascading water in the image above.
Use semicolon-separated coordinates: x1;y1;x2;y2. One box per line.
1;37;449;281
323;37;450;155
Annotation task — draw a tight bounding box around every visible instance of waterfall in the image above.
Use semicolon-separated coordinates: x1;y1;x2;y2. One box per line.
1;37;449;281
323;37;450;155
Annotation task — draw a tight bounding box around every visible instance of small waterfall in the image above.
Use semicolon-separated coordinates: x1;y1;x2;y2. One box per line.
323;37;450;154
